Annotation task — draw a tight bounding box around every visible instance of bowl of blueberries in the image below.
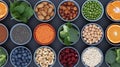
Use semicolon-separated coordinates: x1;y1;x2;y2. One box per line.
10;46;32;67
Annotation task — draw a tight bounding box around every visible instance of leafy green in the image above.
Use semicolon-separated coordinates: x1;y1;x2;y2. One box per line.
116;49;120;63
69;28;79;42
59;23;79;45
9;0;34;23
105;50;116;64
0;55;6;66
0;48;7;67
111;63;120;67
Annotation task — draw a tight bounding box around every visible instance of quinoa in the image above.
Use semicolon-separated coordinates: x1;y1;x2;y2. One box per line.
82;47;103;67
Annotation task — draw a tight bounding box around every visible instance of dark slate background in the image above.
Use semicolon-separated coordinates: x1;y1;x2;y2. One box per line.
1;0;114;67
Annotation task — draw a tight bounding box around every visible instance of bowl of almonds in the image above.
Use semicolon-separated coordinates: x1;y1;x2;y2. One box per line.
34;0;56;22
58;0;80;21
81;23;104;45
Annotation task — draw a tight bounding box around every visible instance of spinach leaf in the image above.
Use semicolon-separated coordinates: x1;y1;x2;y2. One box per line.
116;49;120;63
68;28;79;42
105;50;116;64
14;5;25;14
111;63;120;67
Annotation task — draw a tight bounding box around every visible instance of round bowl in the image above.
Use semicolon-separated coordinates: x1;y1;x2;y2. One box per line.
10;23;32;45
81;46;104;67
0;0;8;21
81;23;104;45
81;0;104;22
57;23;80;45
58;47;80;67
105;47;120;67
106;0;120;22
10;46;32;67
10;0;32;22
0;46;8;67
105;23;120;46
58;0;80;22
34;46;56;67
34;0;56;22
0;23;8;45
34;23;56;45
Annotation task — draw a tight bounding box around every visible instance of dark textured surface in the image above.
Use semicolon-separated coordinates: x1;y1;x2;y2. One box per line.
0;0;113;67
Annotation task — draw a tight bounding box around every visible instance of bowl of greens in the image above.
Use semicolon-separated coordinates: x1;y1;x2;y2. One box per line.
58;22;80;45
81;0;104;22
0;47;8;67
105;47;120;67
10;0;34;23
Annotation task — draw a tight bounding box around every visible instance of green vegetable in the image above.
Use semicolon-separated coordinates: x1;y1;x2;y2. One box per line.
59;22;79;45
105;50;116;64
0;48;7;67
116;49;120;63
82;0;102;20
111;63;120;67
9;0;34;23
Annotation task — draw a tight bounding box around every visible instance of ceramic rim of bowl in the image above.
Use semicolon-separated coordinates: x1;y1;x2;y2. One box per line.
58;46;80;67
105;47;120;67
10;46;32;67
34;46;56;67
34;0;56;22
57;23;80;45
0;23;9;45
81;0;104;22
0;46;8;67
33;23;56;45
105;23;120;46
105;0;120;22
10;23;32;45
81;23;104;46
57;0;80;22
0;0;8;21
10;0;32;22
81;46;104;67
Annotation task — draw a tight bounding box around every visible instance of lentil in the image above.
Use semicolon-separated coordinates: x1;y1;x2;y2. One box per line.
0;24;8;44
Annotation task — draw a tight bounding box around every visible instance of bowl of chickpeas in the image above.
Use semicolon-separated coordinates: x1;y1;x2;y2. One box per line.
34;46;56;67
81;23;104;45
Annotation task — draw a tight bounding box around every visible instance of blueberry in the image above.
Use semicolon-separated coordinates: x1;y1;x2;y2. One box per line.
11;58;15;62
28;55;31;59
14;50;18;53
18;54;22;58
23;53;27;56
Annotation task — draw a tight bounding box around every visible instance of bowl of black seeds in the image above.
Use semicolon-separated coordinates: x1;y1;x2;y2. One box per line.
10;46;32;67
10;23;32;45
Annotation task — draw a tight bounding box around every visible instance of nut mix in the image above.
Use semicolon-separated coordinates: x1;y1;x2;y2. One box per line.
59;1;78;20
82;23;103;45
35;1;55;21
34;47;55;67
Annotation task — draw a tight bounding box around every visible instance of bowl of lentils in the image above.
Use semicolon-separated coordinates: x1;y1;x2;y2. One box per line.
82;0;104;22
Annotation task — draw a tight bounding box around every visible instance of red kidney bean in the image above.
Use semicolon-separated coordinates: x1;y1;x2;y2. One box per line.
59;48;79;67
